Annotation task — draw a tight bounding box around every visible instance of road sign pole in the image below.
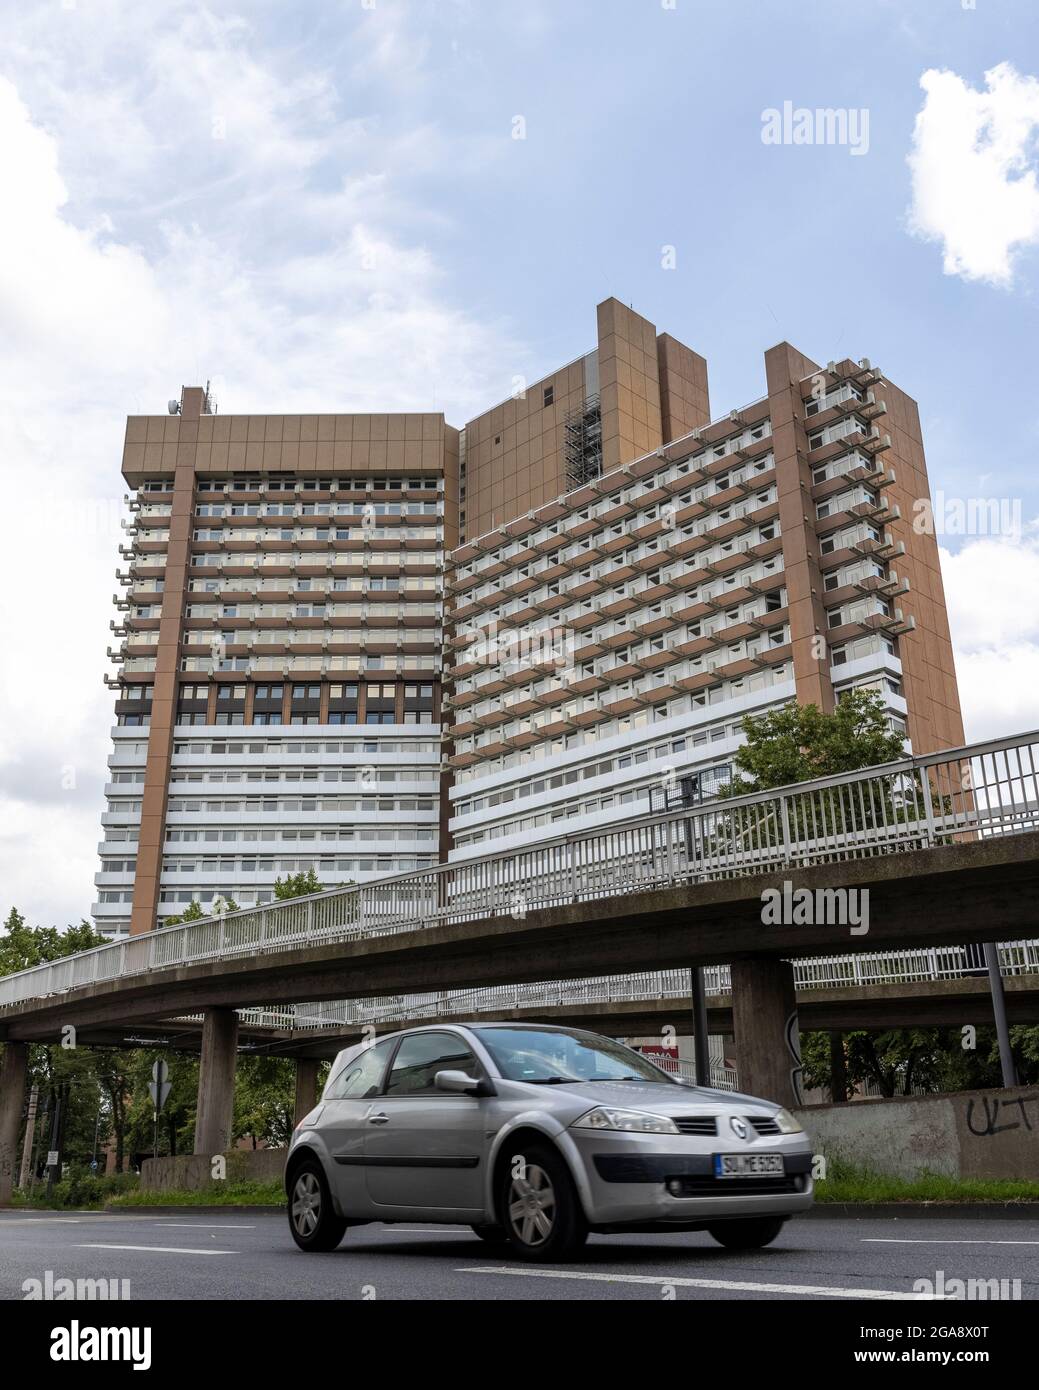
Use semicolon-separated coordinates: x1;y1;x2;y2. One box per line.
45;1093;62;1198
148;1058;172;1163
984;943;1019;1088
690;967;711;1087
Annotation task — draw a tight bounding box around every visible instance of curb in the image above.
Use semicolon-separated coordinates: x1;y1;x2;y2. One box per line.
102;1204;281;1215
808;1202;1039;1221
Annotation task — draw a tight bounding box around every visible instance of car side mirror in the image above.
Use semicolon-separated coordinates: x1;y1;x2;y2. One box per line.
435;1069;493;1097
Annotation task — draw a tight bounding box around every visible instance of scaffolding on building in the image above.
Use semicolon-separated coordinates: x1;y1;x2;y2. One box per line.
563;393;603;490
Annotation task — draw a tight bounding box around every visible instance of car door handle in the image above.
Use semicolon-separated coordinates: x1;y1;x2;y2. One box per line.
367;1112;389;1125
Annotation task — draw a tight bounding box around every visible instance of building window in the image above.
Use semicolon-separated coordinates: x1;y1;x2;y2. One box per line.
543;385;554;407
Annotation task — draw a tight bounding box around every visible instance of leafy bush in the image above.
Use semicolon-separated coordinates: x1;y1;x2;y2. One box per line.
18;1167;140;1209
108;1180;284;1208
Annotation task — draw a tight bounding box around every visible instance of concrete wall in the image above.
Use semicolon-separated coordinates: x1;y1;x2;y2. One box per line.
797;1086;1039;1181
139;1089;1038;1189
140;1148;286;1192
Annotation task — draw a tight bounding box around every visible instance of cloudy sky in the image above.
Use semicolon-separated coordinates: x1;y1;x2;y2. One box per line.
1;0;1038;929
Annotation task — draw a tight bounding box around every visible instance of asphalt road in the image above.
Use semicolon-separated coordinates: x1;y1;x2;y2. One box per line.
0;1210;1037;1301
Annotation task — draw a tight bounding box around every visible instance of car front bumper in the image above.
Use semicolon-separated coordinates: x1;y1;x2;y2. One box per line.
562;1127;815;1228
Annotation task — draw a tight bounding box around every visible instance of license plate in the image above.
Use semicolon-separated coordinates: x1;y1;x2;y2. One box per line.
714;1153;785;1177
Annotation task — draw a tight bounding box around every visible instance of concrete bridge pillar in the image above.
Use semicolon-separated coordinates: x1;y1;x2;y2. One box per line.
194;1009;239;1156
0;1042;29;1204
730;958;802;1108
293;1059;321;1129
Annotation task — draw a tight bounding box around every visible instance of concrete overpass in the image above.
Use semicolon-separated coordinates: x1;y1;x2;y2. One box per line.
1;729;1038;1197
54;949;1039;1060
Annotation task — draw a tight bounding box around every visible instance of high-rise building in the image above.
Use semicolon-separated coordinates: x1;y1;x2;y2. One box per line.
445;311;963;859
96;387;456;937
94;301;963;936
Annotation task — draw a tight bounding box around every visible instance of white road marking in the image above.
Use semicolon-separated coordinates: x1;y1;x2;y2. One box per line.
389;1228;471;1235
863;1238;1039;1246
0;1217;86;1224
75;1243;237;1256
0;1213;185;1224
458;1266;932;1299
154;1223;256;1230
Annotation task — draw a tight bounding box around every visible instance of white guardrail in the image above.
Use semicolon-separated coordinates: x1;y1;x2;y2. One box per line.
1;729;1037;1013
235;940;1039;1034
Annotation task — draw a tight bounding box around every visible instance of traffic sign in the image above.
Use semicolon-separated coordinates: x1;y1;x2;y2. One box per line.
148;1079;172;1111
148;1058;172;1112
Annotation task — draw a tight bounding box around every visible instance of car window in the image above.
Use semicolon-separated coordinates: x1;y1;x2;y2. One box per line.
473;1027;674;1084
384;1031;479;1096
324;1038;395;1099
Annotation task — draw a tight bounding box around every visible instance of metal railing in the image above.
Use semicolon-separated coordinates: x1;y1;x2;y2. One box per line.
245;939;1039;1035
2;728;1037;1012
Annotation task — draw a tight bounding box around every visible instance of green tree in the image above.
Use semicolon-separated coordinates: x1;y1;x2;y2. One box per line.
0;910;111;1183
93;1051;135;1174
704;689;917;862
161;897;239;926
722;688;906;796
273;870;322;900
123;1050;198;1162
0;907;106;973
803;1026;1039;1100
233;1056;295;1148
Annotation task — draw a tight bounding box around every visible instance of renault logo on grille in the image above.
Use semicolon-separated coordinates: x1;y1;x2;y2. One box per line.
729;1116;749;1141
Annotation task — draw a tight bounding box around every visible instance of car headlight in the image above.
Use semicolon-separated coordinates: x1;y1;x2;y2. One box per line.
773;1107;803;1134
572;1107;680;1135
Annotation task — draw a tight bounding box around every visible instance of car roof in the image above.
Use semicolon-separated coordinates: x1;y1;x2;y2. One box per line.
329;1020;603;1071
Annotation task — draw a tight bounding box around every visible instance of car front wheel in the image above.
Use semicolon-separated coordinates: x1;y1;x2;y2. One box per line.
500;1141;587;1262
288;1160;347;1252
707;1216;787;1250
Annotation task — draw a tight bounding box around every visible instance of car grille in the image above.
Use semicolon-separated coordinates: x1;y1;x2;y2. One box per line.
747;1116;781;1136
671;1116;718;1136
674;1175;804;1196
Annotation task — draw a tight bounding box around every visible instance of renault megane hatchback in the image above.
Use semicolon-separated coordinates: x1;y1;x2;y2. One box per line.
286;1022;813;1261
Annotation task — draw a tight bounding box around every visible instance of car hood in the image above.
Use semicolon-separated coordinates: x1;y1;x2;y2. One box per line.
507;1078;778;1115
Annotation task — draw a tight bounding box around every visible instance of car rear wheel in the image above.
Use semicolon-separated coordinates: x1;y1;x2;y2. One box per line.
288;1160;347;1252
707;1216;787;1250
500;1141;587;1262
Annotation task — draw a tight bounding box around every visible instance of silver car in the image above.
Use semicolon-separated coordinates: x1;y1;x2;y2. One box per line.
286;1022;813;1261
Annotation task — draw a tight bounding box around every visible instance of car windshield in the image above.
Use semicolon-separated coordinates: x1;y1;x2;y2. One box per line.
473;1026;674;1085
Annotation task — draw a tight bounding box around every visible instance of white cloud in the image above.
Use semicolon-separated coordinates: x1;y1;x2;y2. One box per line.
941;535;1039;741
0;8;525;931
907;62;1039;286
